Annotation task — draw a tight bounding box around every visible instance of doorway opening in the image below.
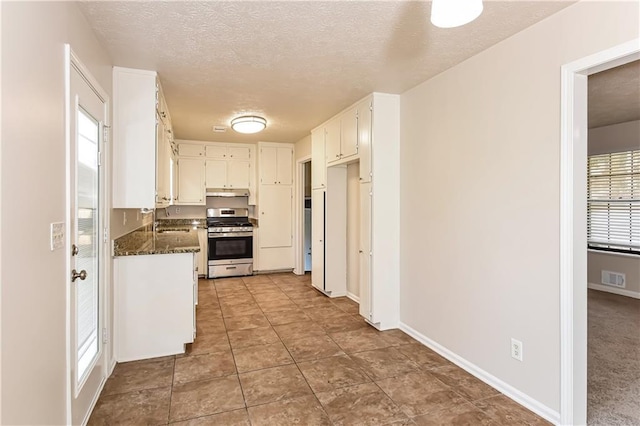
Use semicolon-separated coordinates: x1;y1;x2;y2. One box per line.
295;156;312;275
560;39;639;425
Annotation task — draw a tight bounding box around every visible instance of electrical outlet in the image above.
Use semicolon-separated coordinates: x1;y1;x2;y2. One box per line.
511;338;523;361
175;207;181;214
123;211;127;226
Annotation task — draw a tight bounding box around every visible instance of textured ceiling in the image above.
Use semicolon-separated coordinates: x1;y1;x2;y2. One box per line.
588;60;640;129
78;1;575;143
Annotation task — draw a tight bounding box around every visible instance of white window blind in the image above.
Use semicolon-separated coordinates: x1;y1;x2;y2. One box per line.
587;149;640;254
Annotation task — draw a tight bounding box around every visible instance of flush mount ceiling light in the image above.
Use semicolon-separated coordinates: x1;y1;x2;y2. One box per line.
230;115;267;134
431;0;483;28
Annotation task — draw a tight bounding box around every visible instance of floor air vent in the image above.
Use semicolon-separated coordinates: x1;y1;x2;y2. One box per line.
601;270;626;288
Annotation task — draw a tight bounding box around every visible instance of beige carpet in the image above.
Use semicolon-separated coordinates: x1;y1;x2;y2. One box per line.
588;289;640;425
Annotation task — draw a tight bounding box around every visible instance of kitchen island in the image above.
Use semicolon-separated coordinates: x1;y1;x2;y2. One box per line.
113;224;200;361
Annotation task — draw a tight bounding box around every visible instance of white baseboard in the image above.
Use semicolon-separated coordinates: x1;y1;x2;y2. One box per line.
588;282;640;299
346;292;360;303
399;322;560;425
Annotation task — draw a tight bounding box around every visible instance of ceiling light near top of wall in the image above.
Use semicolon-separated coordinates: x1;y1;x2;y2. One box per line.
231;115;267;134
431;0;483;28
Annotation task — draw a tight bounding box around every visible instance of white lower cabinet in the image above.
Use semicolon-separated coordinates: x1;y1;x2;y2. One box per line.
114;253;196;361
359;182;372;320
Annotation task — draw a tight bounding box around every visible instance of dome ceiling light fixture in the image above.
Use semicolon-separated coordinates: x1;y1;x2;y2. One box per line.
230;115;267;134
431;0;483;29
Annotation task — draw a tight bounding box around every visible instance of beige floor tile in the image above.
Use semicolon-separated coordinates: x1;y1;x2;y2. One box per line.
196;316;226;335
238;364;313;407
331;297;360;315
251;291;289;303
329;327;393;353
174;351;236;385
273;320;325;343
232;341;294;373
293;295;335;309
220;303;263;317
473;394;552;425
412;402;497;425
316;382;408;425
247;395;331;426
227;326;280;349
430;364;500;402
380;329;418;346
242;275;273;284
102;356;174;396
187;332;230;356
304;304;350;320
283;333;345;362
169;408;250;425
264;308;310;325
396;343;453;370
297;354;371;393
316;314;369;334
350;347;420;380
169;375;245;422
376;370;467;417
223;313;270;331
88;386;171;425
256;298;298;312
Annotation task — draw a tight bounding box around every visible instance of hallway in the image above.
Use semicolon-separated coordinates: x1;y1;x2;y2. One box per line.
89;273;549;425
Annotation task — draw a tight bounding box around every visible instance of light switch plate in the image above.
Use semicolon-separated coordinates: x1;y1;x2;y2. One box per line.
50;222;65;251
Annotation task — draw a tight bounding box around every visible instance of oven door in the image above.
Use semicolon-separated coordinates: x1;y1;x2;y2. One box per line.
208;232;253;261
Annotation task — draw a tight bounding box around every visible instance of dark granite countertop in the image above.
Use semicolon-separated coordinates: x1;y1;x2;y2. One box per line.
113;223;201;256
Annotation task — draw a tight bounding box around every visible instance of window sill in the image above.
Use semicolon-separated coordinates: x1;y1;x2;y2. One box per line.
587;248;640;259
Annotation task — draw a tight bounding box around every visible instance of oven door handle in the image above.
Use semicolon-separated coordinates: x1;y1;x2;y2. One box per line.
208;232;254;238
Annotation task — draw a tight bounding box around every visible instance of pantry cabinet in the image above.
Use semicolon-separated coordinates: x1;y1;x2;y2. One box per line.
260;146;292;185
256;142;295;272
311;92;400;329
113;66;175;209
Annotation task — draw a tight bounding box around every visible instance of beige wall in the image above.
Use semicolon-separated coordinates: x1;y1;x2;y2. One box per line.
295;134;311;160
587;120;640;295
347;162;360;299
1;2;113;423
399;0;639;415
111;208;154;239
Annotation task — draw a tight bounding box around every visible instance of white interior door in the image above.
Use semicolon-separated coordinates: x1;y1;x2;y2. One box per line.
68;53;107;425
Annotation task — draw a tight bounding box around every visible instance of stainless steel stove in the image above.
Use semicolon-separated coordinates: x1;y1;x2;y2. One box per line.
206;208;253;278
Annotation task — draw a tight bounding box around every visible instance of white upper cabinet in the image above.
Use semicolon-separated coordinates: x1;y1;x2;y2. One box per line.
340;107;358;159
357;99;372;182
325;118;341;164
176;157;205;205
260;146;293;185
178;143;205;157
205;145;250;160
113;66;175;209
205;160;227;188
227;161;251;188
311;128;326;189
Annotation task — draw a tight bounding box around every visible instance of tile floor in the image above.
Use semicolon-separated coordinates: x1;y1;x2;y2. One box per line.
89;273;550;425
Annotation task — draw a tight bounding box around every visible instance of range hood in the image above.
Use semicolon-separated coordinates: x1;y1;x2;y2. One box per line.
205;188;250;197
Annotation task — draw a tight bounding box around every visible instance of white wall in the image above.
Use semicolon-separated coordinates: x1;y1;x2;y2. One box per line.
399;0;639;417
587;120;640;296
295;134;311;161
346;162;360;299
1;2;112;423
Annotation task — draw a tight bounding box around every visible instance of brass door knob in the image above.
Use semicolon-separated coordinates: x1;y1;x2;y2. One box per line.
71;269;87;282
